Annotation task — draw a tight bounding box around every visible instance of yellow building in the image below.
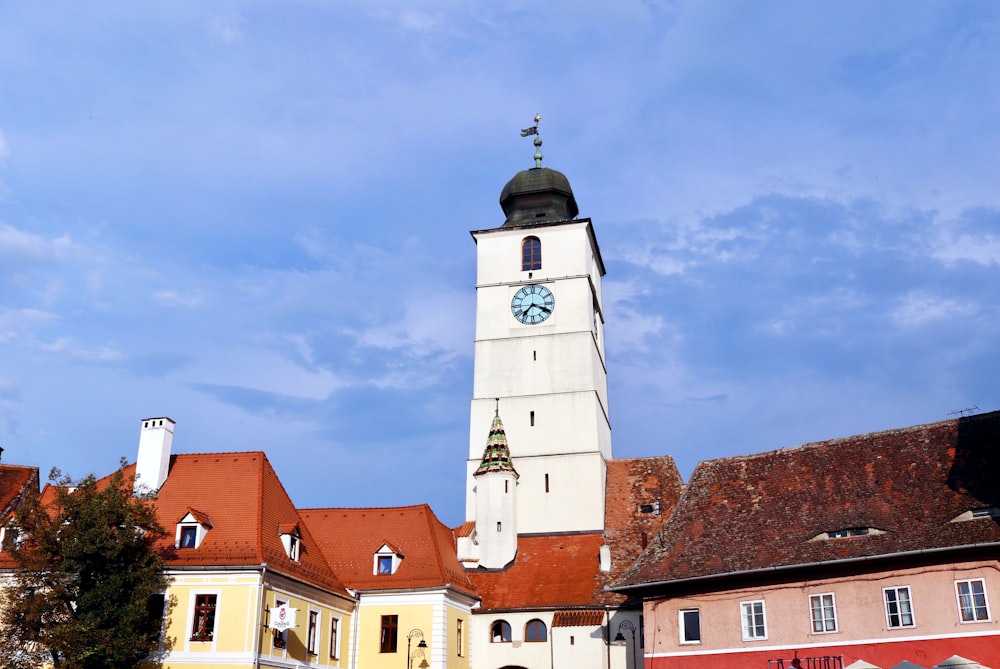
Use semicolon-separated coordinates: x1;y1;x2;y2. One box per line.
131;417;356;668
301;504;478;669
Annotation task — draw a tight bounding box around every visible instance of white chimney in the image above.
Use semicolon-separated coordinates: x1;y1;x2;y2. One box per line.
133;417;175;496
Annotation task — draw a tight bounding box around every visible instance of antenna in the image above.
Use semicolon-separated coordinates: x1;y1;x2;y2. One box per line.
947;405;980;417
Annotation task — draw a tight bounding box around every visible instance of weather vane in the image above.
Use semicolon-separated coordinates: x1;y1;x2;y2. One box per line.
520;114;543;167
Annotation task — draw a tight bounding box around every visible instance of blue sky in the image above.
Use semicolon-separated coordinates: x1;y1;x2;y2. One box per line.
1;2;997;526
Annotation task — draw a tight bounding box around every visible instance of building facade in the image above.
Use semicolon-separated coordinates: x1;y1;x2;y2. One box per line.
614;411;1000;669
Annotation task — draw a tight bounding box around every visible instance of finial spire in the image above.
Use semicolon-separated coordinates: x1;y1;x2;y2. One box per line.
520;114;543;167
495;397;500;417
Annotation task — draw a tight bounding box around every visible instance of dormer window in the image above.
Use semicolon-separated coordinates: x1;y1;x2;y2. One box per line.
0;525;20;551
373;543;404;575
279;523;301;561
176;509;212;549
811;527;884;541
953;507;1000;522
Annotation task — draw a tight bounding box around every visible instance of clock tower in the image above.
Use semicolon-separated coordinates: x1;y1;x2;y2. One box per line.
465;137;611;548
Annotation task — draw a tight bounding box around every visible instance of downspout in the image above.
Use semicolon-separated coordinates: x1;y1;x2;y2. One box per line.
349;589;360;669
605;610;610;669
253;563;267;669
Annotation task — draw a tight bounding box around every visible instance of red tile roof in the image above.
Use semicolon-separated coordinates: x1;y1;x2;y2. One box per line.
300;504;476;597
551;609;606;627
618;411;1000;591
468;533;607;610
139;453;348;595
468;455;685;611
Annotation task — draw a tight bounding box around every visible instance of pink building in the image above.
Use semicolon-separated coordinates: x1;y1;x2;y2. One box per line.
614;411;1000;669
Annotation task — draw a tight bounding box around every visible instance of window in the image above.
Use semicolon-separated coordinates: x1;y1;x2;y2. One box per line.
956;579;990;622
380;615;398;653
378;555;393;574
191;594;217;641
741;600;767;640
457;619;463;656
0;526;18;551
525;619;547;642
522;236;541;271
490;619;512;643
180;526;197;548
810;594;837;633
679;609;701;644
330;617;340;659
307;610;319;655
884;586;915;628
373;545;402;575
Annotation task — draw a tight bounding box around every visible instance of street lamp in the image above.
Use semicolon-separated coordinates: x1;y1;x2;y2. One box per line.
615;620;636;669
406;628;427;669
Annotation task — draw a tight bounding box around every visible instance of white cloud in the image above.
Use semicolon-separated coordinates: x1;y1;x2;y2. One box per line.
933;233;1000;266
153;289;208;309
0;308;58;344
0;223;72;263
890;292;976;328
37;337;123;363
189;346;347;401
0;130;9;164
210;14;245;44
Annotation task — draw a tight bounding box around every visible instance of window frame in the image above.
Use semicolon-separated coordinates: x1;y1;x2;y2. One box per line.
490;619;512;643
956;578;991;623
740;600;767;641
678;608;701;644
380;614;398;653
521;236;542;271
883;586;916;629
307;609;319;655
330;616;340;659
456;618;463;657
809;593;838;634
525;618;547;642
191;593;218;642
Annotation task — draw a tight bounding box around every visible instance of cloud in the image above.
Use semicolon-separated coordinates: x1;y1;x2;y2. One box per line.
0;130;8;164
209;14;245;45
153;289;208;309
0;223;72;264
890;292;976;328
0;309;59;344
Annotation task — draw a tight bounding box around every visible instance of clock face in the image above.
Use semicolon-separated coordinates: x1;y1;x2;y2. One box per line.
511;284;555;325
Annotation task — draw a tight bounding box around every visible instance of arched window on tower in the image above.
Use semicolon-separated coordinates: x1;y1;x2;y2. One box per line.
522;236;541;271
525;619;547;642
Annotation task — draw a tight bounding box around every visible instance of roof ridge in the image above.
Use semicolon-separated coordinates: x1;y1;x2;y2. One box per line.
420;503;452;587
254;453;265;561
299;503;434;513
691;413;974;472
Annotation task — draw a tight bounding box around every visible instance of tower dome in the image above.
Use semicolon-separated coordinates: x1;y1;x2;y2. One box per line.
499;167;579;227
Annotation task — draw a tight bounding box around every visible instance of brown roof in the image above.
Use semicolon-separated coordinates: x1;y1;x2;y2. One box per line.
602;456;684;599
143;453;348;595
300;504;476;597
0;465;39;518
618;411;1000;591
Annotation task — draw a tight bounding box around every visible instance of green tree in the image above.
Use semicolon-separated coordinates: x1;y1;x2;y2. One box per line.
0;462;170;669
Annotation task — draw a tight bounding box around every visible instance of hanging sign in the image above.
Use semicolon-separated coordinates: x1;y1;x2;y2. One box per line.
270;604;297;631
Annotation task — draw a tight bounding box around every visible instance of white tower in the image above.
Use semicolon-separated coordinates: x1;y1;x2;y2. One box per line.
473;411;519;568
466;137;611;536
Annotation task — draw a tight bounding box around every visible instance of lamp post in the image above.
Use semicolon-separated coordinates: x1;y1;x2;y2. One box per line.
615;620;636;669
406;628;427;669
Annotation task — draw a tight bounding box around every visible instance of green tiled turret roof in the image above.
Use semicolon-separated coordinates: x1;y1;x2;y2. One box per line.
474;413;519;478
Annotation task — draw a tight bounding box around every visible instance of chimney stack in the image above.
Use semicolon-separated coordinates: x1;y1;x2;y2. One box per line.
133;417;175;496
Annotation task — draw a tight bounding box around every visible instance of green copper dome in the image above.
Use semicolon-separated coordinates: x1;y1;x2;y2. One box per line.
499;167;579;227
